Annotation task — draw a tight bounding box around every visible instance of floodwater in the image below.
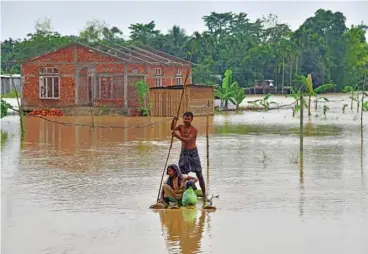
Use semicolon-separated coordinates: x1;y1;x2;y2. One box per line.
1;94;368;254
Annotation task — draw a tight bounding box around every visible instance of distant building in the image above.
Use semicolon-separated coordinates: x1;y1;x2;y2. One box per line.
1;74;21;96
21;42;192;115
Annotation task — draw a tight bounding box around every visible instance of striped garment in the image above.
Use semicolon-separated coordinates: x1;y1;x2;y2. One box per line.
178;147;202;174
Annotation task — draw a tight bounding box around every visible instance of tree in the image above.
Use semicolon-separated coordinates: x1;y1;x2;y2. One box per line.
79;19;123;44
0;9;366;94
343;25;368;86
128;21;160;45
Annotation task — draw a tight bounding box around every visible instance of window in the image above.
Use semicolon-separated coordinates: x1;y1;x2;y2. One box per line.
98;76;113;99
155;68;162;75
176;68;182;86
176;76;182;86
39;67;60;99
155;67;162;87
155;76;162;87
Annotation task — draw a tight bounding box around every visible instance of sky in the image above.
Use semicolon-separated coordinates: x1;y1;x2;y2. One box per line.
1;0;367;40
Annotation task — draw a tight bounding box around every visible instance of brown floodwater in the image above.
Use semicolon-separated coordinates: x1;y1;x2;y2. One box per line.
1;94;368;254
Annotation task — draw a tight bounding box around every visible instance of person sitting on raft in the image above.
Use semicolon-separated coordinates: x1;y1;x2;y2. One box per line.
159;164;198;207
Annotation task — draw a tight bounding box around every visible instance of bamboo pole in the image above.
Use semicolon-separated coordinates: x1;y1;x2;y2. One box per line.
155;66;192;202
206;100;210;194
299;94;304;183
361;73;366;137
361;73;366;176
89;103;95;129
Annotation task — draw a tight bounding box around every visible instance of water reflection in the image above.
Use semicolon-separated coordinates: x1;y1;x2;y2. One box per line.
157;209;213;254
361;124;365;176
2;95;368;254
23;116;215;150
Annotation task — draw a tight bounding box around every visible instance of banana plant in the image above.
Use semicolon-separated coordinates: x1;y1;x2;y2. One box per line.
313;84;335;111
287;85;308;118
229;82;246;112
247;93;276;111
214;69;237;110
343;83;360;112
294;74;335;116
288;87;302;117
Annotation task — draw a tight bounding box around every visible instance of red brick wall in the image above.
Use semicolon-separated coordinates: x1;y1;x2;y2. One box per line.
76;46;117;62
22;63;76;109
21;43;192;116
146;65;192;88
22;44;76;109
94;75;140;112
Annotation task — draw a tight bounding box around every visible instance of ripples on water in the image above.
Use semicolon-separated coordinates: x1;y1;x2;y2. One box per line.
1;94;368;254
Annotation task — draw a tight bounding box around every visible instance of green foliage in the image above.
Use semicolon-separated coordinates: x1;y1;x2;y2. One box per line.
0;90;18;98
343;84;360;111
342;85;355;93
99;105;109;114
363;101;368;112
229;82;247;111
214;69;247;111
214;69;237;110
1;99;12;118
291;73;335;116
132;80;151;116
288;87;305;117
248;94;276;111
1;10;367;94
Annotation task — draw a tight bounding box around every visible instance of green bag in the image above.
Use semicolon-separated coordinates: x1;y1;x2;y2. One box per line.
181;187;198;206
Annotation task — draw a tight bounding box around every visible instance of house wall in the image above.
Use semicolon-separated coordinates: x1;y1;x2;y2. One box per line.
22;58;76;109
21;43;192;116
22;45;76;109
146;65;192;88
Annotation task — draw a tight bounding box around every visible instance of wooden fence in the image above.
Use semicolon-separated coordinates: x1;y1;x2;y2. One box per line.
149;85;214;117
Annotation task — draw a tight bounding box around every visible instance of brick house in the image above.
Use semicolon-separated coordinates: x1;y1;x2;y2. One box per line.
21;41;192;115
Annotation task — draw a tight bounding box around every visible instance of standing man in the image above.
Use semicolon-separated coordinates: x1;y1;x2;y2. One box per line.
171;112;210;206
